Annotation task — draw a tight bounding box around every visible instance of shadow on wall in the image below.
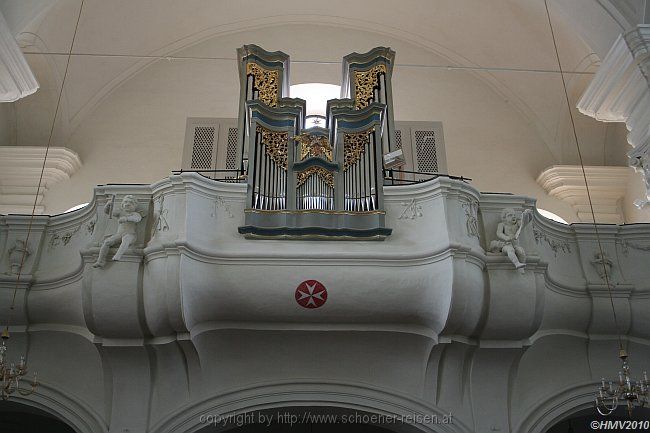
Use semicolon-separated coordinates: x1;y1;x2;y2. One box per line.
0;400;75;433
196;406;432;433
547;407;650;433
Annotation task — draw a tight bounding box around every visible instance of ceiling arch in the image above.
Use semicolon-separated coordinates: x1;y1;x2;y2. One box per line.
19;10;582;161
2;0;639;180
3;0;637;64
61;15;550;129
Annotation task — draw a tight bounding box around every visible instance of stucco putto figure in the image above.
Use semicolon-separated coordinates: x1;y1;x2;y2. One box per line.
591;251;614;281
6;239;29;275
92;195;142;268
490;208;533;273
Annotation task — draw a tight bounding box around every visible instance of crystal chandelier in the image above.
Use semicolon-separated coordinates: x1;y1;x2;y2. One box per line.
0;328;38;400
596;348;648;416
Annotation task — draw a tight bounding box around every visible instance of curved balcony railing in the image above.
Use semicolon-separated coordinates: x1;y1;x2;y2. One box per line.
173;168;472;187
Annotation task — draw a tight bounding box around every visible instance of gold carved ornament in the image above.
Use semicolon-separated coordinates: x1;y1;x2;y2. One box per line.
296;166;335;189
256;126;288;169
293;133;333;161
343;129;374;171
246;63;279;108
353;64;387;109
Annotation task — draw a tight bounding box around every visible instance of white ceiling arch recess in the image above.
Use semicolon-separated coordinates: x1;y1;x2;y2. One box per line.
0;0;635;158
548;0;644;59
0;0;567;133
49;13;570;158
2;0;636;58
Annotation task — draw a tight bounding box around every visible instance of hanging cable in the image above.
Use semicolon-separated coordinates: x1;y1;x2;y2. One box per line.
19;52;594;75
4;0;86;334
543;0;623;352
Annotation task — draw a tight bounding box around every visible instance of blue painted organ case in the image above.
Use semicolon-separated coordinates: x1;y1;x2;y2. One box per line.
237;45;396;239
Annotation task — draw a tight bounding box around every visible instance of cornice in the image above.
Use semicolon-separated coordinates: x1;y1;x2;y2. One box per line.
153;172;247;199
577;26;650;175
577;26;650;126
537;165;632;224
0;146;82;214
537;165;632;193
384;176;480;202
0;146;81;177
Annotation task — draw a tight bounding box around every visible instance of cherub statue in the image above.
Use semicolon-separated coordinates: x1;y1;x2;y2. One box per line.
490;208;533;273
92;195;142;268
6;239;29;275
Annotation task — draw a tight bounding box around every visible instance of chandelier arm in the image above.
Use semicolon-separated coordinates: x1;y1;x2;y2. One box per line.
17;386;35;396
5;381;16;395
596;404;616;416
599;398;618;411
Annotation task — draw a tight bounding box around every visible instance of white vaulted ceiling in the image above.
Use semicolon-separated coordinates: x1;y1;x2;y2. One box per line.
0;0;647;219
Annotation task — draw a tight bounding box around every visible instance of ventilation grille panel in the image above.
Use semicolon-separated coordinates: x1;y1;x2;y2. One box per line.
414;130;438;173
190;126;216;169
395;129;402;150
226;127;238;170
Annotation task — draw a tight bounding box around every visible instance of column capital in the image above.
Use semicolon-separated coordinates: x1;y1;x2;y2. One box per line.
0;10;38;102
577;25;650;209
577;25;650;132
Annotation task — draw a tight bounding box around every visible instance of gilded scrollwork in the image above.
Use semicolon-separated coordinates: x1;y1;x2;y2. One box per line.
296;166;334;189
246;63;279;107
344;129;373;171
293;133;333;161
257;126;288;169
353;64;387;109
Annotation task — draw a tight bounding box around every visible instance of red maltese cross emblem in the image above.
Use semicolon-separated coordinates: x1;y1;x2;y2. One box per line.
295;280;328;308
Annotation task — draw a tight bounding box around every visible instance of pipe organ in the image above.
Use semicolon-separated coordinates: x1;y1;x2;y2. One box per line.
237;45;395;239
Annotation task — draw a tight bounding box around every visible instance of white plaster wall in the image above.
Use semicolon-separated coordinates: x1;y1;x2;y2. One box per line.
0;101;15;145
13;52;68;147
4;175;650;432
0;0;80;52
624;171;650;222
548;0;629;61
37;24;580;222
0;2;637;221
